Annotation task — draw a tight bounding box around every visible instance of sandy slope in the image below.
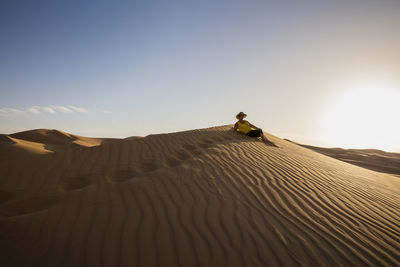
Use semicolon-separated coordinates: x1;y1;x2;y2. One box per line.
0;125;399;266
0;129;119;162
297;144;400;176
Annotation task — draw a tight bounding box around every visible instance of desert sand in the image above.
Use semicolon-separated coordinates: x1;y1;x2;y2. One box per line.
295;143;400;177
0;125;399;266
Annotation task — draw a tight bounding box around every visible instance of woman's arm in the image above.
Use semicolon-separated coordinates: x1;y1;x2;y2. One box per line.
249;123;260;130
233;122;238;131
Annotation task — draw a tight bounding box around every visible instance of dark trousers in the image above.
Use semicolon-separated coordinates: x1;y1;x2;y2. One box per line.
246;129;262;137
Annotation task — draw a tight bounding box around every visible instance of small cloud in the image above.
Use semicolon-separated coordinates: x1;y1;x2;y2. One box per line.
51;105;73;113
68;105;88;113
1;105;89;116
0;107;25;116
28;106;41;114
42;106;56;114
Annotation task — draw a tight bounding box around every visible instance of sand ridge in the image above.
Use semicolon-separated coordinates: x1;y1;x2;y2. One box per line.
297;143;400;176
0;125;399;266
0;129;119;163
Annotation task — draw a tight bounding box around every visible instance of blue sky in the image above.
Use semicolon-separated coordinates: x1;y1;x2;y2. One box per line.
1;1;400;151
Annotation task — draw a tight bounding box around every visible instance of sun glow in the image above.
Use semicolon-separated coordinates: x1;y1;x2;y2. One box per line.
319;80;400;151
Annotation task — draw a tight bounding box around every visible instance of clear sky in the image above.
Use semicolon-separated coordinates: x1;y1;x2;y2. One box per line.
1;1;400;152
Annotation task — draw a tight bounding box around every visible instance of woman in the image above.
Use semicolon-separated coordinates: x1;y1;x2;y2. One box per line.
234;112;270;142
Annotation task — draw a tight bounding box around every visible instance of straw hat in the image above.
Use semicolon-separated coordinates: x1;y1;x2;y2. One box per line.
236;112;247;119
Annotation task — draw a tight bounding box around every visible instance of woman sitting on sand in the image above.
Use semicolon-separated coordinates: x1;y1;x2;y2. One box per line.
234;112;270;143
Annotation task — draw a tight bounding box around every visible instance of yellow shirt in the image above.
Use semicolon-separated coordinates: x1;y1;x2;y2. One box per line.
237;120;252;134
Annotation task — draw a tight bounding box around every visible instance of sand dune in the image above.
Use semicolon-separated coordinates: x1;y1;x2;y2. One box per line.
0;125;399;266
296;143;400;176
0;129;119;163
0;134;52;162
9;128;120;147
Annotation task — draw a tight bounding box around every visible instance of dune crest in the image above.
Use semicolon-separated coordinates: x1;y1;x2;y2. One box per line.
0;125;399;266
297;143;400;176
0;134;16;144
9;129;78;145
0;129;120;162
